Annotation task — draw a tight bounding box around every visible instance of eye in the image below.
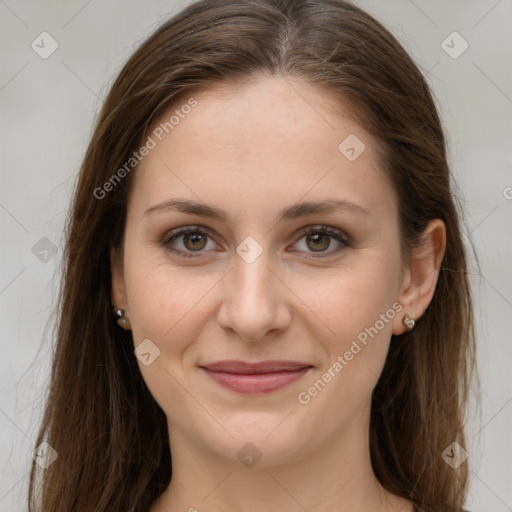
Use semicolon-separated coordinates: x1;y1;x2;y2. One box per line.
161;224;350;259
162;226;219;258
289;225;350;258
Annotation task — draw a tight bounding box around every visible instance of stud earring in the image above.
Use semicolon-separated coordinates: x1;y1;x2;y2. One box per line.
114;308;131;330
402;313;415;331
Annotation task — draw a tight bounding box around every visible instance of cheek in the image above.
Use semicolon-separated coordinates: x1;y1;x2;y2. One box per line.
295;251;402;396
123;258;220;415
293;267;400;425
296;256;399;343
124;253;222;365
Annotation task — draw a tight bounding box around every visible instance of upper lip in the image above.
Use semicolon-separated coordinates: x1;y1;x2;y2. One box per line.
200;360;313;374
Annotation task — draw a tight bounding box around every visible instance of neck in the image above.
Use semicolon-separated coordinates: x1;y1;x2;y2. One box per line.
150;408;413;512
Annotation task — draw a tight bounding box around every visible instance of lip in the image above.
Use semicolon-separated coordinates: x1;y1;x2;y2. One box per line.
199;360;313;394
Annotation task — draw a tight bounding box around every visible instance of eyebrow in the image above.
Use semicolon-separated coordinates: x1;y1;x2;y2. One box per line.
144;198;370;222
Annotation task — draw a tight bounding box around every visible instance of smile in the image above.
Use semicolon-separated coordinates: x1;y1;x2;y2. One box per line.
199;360;313;394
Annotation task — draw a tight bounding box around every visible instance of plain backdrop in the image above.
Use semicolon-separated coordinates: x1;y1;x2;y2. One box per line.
1;1;511;510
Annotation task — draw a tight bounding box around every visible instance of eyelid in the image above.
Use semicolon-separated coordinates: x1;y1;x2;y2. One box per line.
293;224;351;245
161;224;216;244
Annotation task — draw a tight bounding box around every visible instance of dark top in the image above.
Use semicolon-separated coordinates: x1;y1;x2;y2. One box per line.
414;507;469;512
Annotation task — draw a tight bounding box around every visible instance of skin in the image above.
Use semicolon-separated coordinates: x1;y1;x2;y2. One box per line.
111;75;446;512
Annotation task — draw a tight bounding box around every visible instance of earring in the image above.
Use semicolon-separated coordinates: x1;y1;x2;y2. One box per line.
114;308;131;330
402;313;415;331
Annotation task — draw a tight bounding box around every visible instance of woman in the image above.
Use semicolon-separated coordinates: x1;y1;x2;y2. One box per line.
29;1;477;511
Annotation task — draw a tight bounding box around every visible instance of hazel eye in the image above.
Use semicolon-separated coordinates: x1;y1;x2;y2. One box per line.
161;224;350;259
289;225;350;258
162;227;218;258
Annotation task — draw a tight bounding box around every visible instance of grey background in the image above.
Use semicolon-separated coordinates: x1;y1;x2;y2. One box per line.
1;0;511;510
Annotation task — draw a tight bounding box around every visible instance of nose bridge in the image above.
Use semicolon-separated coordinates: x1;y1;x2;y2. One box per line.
217;243;289;341
234;248;273;301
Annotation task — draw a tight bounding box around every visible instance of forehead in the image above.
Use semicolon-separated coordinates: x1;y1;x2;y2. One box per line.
130;75;395;220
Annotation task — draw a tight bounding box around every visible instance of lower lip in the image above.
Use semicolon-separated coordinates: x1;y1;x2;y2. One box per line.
201;367;312;394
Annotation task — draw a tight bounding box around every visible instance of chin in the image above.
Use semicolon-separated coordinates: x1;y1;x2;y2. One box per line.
199;414;312;468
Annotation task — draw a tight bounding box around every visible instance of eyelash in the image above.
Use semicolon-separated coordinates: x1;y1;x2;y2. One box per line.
161;225;351;259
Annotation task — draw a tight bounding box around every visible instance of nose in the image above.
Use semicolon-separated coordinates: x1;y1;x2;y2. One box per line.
217;248;292;342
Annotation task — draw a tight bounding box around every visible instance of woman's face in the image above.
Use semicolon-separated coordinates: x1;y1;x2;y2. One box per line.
112;75;409;466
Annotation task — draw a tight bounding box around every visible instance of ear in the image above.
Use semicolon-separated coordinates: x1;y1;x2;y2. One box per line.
110;245;128;311
392;218;446;335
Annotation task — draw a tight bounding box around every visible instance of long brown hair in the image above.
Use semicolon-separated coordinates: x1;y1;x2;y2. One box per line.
28;1;477;510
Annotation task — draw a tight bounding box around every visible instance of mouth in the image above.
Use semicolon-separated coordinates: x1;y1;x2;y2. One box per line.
199;360;314;394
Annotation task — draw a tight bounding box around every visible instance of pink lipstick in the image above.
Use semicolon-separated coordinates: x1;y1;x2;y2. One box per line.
200;360;313;394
